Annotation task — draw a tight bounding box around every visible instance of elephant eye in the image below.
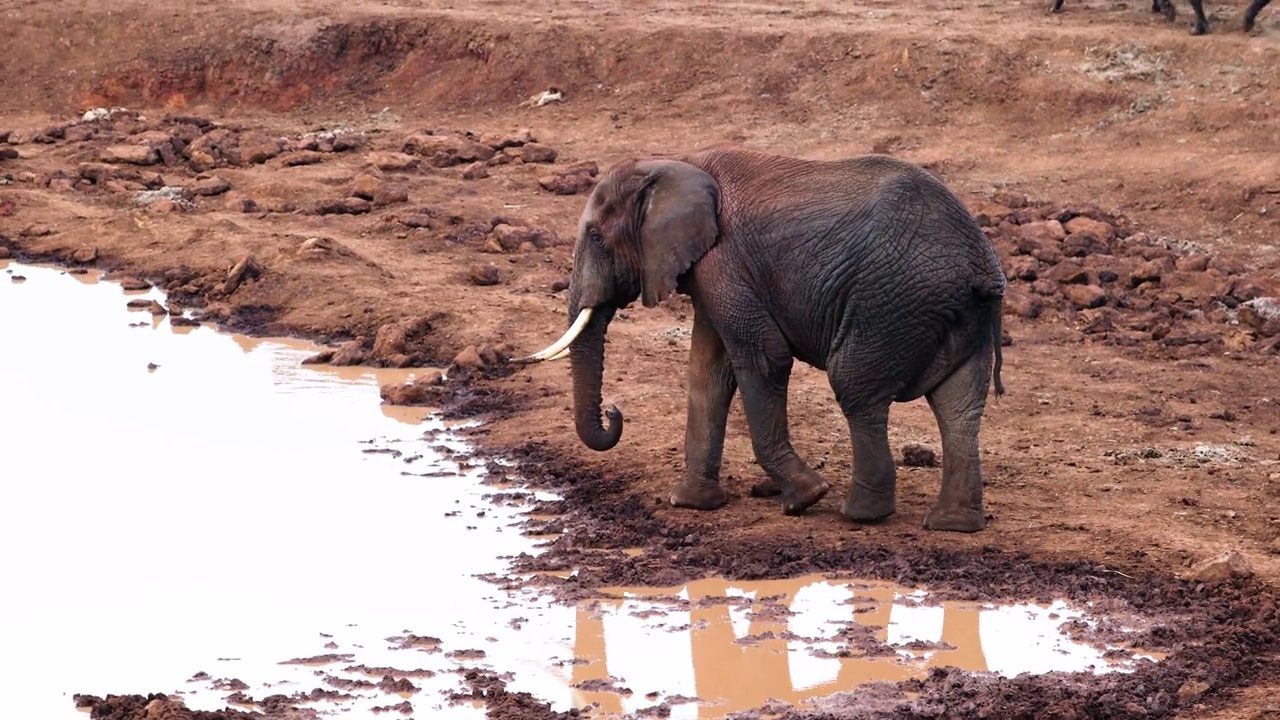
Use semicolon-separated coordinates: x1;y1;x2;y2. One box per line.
589;229;605;248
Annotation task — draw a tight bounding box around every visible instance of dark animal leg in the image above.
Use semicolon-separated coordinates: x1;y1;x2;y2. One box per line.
670;308;737;511
922;349;994;533
732;346;829;516
837;404;898;523
1050;0;1065;13
1245;0;1272;31
1187;0;1211;33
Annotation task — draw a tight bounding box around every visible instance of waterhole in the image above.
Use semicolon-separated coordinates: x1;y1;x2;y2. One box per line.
0;262;1162;719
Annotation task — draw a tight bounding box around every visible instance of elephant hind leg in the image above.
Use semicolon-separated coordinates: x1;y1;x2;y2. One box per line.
837;403;897;523
923;348;993;533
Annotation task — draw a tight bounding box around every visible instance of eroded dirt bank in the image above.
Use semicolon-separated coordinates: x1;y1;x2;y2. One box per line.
4;0;1280;718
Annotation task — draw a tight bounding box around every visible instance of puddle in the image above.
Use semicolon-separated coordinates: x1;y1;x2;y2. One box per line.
0;261;1163;719
571;576;1162;718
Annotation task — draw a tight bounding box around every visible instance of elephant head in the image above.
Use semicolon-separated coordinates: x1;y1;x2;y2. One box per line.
517;158;721;451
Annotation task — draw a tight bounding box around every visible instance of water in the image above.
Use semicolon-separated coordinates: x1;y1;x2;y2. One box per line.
0;261;1161;719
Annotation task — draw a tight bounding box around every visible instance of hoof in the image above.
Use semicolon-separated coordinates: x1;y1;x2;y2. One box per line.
924;506;986;533
841;495;895;523
670;481;728;511
749;478;783;498
781;478;829;516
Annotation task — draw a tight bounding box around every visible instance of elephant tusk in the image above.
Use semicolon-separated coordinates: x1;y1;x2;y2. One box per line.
513;307;594;363
546;347;571;362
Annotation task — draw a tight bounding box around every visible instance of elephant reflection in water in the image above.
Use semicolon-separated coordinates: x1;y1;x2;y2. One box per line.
569;578;987;716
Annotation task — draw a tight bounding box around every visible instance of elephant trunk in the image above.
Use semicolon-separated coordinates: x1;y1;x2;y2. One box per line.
569;303;623;451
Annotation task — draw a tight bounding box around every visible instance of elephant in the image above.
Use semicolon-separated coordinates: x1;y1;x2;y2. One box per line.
1050;0;1272;34
518;146;1007;533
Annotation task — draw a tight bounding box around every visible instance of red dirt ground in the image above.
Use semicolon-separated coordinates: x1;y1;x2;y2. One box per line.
4;1;1280;718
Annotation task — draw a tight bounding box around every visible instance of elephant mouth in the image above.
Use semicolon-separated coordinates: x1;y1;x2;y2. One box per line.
512;307;593;364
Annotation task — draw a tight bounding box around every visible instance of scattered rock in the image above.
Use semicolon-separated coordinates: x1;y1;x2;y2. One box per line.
489;223;560;251
482;128;536;149
350;173;382;201
538;161;599;195
900;444;939;467
236;134;283;165
1017;220;1067;248
280;151;325;167
374;183;409;206
516;143;558;163
468;265;502;286
371;316;436;366
222;254;263;295
367;152;421;172
71;247;98;264
451;345;484;369
1004;289;1043;319
1176;255;1210;272
461;162;490;180
190;176;231;196
403;132;495;167
318;197;372;215
380;370;446;406
1182;550;1254;583
102;144;159;165
1063;284;1107;310
126;298;153;309
1129;258;1173;288
149;300;167;316
78;162;116;184
119;277;152;291
0;247;10;260
1239;297;1280;337
330;340;369;366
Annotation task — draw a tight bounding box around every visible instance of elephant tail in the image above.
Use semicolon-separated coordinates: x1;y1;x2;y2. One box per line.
987;292;1006;397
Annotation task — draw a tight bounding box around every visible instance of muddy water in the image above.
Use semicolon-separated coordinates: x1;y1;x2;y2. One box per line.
0;262;1160;719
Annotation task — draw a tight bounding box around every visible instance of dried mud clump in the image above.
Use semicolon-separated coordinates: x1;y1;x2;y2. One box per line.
72;693;274;719
449;667;584;720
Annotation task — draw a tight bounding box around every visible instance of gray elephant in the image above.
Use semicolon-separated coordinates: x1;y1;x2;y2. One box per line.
519;146;1006;533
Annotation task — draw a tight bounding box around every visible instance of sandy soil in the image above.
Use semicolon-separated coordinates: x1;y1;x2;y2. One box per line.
4;0;1280;718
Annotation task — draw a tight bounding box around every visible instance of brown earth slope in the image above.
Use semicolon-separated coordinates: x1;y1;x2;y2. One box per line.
3;1;1280;718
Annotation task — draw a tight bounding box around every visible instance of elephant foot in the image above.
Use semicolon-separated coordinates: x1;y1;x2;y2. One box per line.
781;476;829;516
1190;21;1209;35
670;480;729;511
749;478;783;498
923;505;986;533
1244;17;1256;32
841;494;895;523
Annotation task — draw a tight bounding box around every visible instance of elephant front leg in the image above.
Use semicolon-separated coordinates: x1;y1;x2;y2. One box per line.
670;312;738;511
922;349;993;533
734;353;830;516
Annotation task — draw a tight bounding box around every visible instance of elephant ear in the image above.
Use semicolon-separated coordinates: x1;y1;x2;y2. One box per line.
634;160;721;309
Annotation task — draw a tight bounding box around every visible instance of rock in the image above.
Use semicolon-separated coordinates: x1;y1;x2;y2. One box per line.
1017;220;1067;248
331;133;366;152
371;316;436;364
119;277;152;291
149;300;167;316
317;197;372;215
551;279;570;292
126;298;153;309
461;162;490;180
1182;550;1254;583
349;173;381;201
235;134;283;165
1176;680;1211;702
451;345;485;369
403;132;495;166
1004;289;1043;319
102;145;159;165
0;247;9;260
222;254;262;295
380;370;447;405
482;128;536;149
1062;231;1112;258
1005;256;1040;282
468;265;502;286
187;149;216;173
330;340;369;366
1078;307;1115;334
78;163;116;184
900;444;938;467
190;176;231;196
0;147;18;160
1029;278;1059;296
517;143;558;163
71;247;98;264
397;213;436;229
1176;255;1210;272
280;151;325;167
1129;258;1174;288
367;152;420;172
490;223;560;251
373;183;409;206
991;190;1028;209
1063;284;1107;310
1046;261;1088;285
1239;297;1280;337
1064;216;1115;243
301;350;334;365
539;169;597;195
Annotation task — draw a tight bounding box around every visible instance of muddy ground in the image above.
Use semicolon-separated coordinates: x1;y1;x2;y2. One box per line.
5;0;1280;718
